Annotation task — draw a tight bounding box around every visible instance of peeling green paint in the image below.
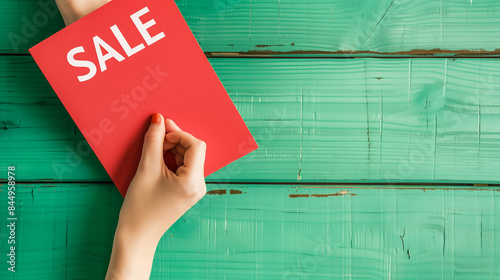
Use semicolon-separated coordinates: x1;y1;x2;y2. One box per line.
3;0;500;54
1;0;499;279
0;184;499;279
1;57;499;183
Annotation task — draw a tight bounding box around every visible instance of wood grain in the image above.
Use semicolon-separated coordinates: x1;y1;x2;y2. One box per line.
2;0;500;55
0;183;498;279
2;56;500;183
1;1;498;279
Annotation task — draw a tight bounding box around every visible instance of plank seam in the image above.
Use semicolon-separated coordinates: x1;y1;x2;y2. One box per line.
6;53;500;59
3;181;499;187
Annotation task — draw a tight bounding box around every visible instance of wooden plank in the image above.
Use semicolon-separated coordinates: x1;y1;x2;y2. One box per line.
2;56;500;183
0;183;499;279
3;0;500;55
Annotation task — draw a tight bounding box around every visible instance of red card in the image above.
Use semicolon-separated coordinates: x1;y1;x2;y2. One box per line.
29;0;258;197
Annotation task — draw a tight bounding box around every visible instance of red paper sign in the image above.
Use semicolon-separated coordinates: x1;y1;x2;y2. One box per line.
29;0;258;197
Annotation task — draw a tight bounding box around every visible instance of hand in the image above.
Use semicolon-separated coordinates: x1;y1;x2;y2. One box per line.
105;113;207;280
55;0;110;25
119;113;207;242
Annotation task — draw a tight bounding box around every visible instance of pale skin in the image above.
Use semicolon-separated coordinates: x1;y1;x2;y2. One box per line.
55;2;207;279
106;114;207;280
55;0;110;26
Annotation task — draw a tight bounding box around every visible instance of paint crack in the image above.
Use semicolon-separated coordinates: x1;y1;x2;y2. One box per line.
361;0;396;48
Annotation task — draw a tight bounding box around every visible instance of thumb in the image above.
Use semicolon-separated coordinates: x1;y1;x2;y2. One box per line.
139;113;166;170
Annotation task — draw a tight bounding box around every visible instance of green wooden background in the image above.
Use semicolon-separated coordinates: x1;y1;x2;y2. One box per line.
1;0;500;279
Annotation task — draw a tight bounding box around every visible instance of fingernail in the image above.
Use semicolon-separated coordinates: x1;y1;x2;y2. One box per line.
151;113;161;124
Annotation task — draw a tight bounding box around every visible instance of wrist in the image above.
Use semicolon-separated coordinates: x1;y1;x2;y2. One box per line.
55;0;110;25
105;225;160;280
114;221;163;248
54;0;78;25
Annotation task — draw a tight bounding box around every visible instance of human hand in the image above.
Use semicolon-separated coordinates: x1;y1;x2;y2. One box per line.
117;113;207;243
105;114;207;280
55;0;110;25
